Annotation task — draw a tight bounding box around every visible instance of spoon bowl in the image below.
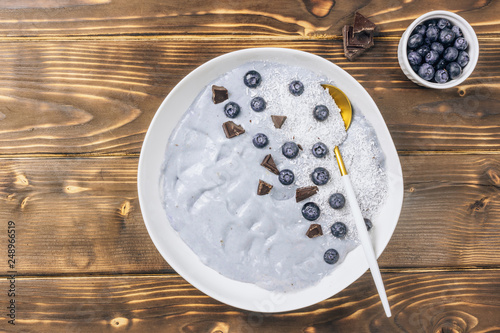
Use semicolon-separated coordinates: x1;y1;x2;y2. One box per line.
321;84;352;130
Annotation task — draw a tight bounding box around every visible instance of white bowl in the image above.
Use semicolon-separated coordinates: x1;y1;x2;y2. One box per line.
397;10;479;89
138;48;404;312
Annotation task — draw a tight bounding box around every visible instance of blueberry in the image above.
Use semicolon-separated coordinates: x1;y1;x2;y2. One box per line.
313;105;329;121
224;102;240;118
289;80;304;96
412;24;426;36
443;47;459;62
437;18;451;30
329;193;345;209
416;45;430;58
331;222;347;238
454;37;468;51
252;133;268;148
426;19;438;26
446;62;462;79
407;51;422;66
451;25;463;37
411;64;420;73
418;63;435;81
312;142;328;158
430;42;444;55
434;69;449;83
282;141;299;159
311;167;330;186
425;50;440;65
407;33;424;49
302;202;320;221
436;59;448;70
457;51;469;68
278;169;294;185
250;97;266;112
425;25;440;42
324;248;339;264
439;28;456;45
364;218;373;231
244;70;262;88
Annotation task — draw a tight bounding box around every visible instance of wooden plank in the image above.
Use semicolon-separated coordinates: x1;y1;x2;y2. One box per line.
0;39;498;154
0;154;499;275
0;0;499;38
1;270;499;332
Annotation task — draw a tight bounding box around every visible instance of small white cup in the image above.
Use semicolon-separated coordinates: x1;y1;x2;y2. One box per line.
397;10;479;89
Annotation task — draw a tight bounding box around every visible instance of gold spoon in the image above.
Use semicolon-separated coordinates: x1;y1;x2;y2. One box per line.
322;84;392;318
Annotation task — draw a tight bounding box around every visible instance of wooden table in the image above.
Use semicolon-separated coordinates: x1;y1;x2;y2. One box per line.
0;0;499;332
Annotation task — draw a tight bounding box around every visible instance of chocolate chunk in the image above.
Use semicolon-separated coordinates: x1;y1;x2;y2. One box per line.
348;26;374;49
296;186;318;202
353;12;376;33
222;121;245;139
271;115;287;129
306;224;323;238
212;85;228;104
342;25;367;61
261;154;279;175
297;144;303;151
257;180;273;195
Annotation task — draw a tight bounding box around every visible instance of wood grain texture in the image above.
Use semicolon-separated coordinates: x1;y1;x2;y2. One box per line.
0;39;499;154
0;154;498;275
0;0;499;38
1;270;499;332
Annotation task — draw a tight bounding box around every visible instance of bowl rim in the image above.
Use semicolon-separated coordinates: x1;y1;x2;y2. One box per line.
398;10;479;89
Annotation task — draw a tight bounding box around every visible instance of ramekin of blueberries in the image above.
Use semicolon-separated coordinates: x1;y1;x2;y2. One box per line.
397;11;478;89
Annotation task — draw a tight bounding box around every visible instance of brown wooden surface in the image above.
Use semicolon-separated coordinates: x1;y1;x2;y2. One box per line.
0;0;499;332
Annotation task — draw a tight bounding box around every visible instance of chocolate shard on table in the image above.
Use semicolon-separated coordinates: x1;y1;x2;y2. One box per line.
306;224;323;238
222;121;245;138
261;154;279;175
296;185;319;202
257;180;273;195
271;115;287;129
212;85;228;104
342;25;367;61
347;26;374;49
353;12;376;33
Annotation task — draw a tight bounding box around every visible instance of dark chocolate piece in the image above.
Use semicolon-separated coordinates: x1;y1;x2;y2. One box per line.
257;180;273;195
296;186;319;202
297;144;303;151
261;154;279;175
342;25;367;61
222;121;245;139
306;224;323;238
212;85;228;104
347;26;374;49
353;12;376;33
271;115;287;129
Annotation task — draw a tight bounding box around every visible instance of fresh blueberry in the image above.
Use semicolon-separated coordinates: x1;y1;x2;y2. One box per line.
224;102;240;118
454;37;468;51
324;248;339;264
311;167;330;186
407;51;422;66
282;141;299;159
289;80;304;96
443;47;459;62
434;69;449;83
430;42;444;55
426;25;440;42
329;193;345;209
451;25;463;37
252;133;268;148
313;105;329;121
446;62;462;79
425;50;440;65
416;45;430;58
436;59;448;70
439;28;456;45
331;222;347;238
364;218;373;231
426;19;438;26
302;202;320;221
412;24;426;36
250;97;266;112
418;63;435;81
437;18;451;30
407;33;424;49
457;51;469;68
244;70;262;88
312;142;328;158
411;64;420;73
278;169;294;185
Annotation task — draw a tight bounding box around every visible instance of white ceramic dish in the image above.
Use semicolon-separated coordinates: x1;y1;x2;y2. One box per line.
397;10;479;89
138;48;404;313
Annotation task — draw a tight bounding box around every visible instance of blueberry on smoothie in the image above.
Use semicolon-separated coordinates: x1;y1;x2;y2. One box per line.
426;25;440;42
312;142;328;158
329;193;345;209
289;80;304;96
408;33;424;49
313;105;329;121
278;169;294;185
434;69;449;83
250;97;266;112
331;222;347;238
418;63;435;81
446;62;462;79
282;141;299;159
425;50;440;65
364;218;373;231
252;133;269;148
244;70;262;88
431;42;444;55
311;167;330;186
443;47;459;62
302;202;320;221
224;102;240;118
324;248;339;264
457;51;469;68
407;51;422;66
